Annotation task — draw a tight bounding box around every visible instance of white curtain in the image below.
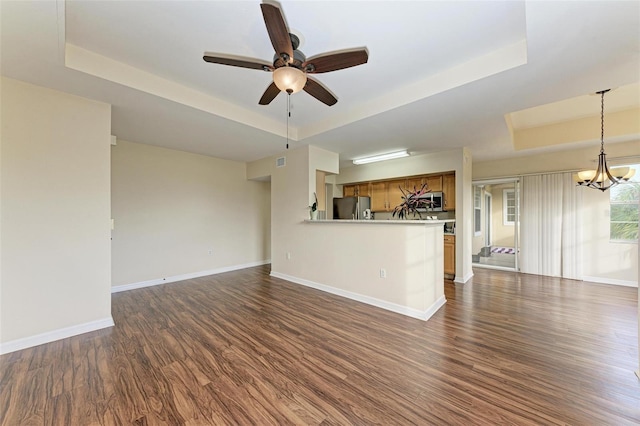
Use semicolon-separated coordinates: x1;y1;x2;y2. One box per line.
520;172;582;279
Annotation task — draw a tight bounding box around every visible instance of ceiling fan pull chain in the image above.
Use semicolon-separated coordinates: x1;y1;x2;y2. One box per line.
286;93;290;149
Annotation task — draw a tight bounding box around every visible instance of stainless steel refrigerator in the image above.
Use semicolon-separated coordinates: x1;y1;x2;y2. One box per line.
333;196;371;220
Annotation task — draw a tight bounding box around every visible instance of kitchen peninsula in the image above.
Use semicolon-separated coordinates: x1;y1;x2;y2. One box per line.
288;219;453;321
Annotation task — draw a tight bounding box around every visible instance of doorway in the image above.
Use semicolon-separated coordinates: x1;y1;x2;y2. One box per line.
472;178;519;271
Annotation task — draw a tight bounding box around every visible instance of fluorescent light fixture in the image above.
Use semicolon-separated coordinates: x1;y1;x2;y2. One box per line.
353;150;409;165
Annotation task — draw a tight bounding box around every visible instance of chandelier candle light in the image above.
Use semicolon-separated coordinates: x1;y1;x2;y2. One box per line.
574;89;635;191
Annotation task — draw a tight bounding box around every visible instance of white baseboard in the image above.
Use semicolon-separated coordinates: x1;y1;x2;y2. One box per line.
454;270;474;284
582;276;638;288
112;260;271;293
270;271;446;321
0;317;114;355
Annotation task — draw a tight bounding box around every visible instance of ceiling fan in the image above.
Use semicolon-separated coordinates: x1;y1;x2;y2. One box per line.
203;2;368;106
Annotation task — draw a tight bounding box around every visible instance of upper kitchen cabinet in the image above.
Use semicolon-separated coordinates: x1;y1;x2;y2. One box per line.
443;173;455;211
387;179;407;212
425;175;443;192
343;183;370;197
343;185;356;197
343;171;455;212
371;181;389;211
371;179;405;212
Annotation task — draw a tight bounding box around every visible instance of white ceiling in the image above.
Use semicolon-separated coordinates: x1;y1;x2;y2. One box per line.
2;0;639;169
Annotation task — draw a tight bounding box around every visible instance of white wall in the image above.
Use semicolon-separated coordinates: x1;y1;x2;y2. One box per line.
1;77;112;352
111;140;271;287
474;141;639;286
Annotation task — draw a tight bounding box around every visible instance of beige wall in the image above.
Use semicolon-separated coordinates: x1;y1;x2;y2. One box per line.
331;148;474;283
581;186;638;284
473;140;640;179
111;140;270;286
490;183;516;248
248;145;445;317
1;77;112;348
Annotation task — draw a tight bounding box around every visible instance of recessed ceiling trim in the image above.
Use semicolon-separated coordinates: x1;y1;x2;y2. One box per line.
298;39;528;140
64;43;290;139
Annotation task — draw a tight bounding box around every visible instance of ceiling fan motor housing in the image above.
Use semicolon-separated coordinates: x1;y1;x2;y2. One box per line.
273;49;306;69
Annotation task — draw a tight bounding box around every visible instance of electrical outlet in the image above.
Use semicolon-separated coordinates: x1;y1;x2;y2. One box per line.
286;252;291;260
380;268;387;278
208;249;213;255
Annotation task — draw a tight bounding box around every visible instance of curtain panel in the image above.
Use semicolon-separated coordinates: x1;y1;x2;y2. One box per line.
520;172;583;279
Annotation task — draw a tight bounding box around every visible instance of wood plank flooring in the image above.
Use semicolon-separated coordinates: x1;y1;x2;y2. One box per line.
1;266;638;425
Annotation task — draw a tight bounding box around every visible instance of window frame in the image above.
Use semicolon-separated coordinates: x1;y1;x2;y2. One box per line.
503;188;516;226
609;164;639;243
474;186;482;236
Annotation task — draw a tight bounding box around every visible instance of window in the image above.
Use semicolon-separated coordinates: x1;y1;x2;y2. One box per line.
474;186;482;236
503;189;516;226
610;164;639;242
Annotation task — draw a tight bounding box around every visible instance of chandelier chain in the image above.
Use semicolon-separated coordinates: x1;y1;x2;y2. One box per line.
600;90;605;153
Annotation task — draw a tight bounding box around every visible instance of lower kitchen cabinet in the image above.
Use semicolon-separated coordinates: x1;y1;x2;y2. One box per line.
444;234;455;276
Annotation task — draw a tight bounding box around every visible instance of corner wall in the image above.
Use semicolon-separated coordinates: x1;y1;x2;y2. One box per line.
111;140;271;288
0;77;112;353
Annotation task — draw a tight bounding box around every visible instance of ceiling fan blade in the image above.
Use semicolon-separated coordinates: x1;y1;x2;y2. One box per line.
259;82;281;105
304;77;337;106
203;55;273;71
260;4;293;61
303;49;369;74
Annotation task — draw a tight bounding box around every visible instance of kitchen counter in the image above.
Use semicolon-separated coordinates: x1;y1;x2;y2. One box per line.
285;218;447;321
305;219;454;225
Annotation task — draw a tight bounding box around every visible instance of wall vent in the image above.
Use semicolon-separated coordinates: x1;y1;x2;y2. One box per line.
276;157;286;168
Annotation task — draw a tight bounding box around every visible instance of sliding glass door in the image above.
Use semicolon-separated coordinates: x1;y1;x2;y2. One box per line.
472;179;520;271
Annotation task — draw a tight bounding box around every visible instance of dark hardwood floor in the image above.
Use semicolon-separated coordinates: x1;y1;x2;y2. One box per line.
1;266;638;425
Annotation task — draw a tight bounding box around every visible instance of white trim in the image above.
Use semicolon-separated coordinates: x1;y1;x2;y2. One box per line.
503;188;516;226
454;271;474;284
0;317;114;355
111;260;271;293
270;271;446;321
582;275;638;288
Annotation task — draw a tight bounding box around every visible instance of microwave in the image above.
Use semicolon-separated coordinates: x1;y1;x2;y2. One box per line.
417;191;444;212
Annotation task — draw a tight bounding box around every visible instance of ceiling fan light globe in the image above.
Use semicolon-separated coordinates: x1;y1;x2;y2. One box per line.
273;67;307;94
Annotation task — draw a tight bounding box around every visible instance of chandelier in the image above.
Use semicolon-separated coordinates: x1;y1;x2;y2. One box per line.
574;89;635;191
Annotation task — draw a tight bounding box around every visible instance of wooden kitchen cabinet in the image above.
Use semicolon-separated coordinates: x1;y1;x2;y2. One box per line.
343;185;356;197
405;177;423;192
442;173;455;211
386;179;406;211
444;234;455;276
370;181;388;211
370;179;406;212
425;175;443;192
357;183;371;197
343;183;370;197
343;171;455;212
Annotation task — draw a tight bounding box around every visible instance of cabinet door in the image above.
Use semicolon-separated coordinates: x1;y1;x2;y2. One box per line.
343;185;356;197
358;183;371;197
387;179;407;212
370;182;388;211
443;173;455;211
425;175;443;192
444;236;455;275
406;177;423;193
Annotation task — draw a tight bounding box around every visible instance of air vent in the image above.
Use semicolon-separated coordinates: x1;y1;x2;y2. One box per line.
276;157;286;168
